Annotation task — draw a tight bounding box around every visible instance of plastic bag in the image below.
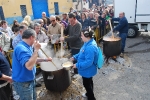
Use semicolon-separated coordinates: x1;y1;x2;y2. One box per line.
97;47;104;69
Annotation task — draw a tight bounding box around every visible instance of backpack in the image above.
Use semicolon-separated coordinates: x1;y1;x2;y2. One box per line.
97;47;104;69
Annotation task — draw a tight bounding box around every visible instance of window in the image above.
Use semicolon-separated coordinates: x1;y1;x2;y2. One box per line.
20;5;27;18
0;6;5;20
73;0;77;2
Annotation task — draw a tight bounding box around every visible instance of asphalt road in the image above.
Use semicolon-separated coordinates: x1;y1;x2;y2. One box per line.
93;36;150;100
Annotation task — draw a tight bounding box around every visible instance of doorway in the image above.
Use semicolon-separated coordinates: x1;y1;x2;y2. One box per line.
31;0;49;19
54;2;59;15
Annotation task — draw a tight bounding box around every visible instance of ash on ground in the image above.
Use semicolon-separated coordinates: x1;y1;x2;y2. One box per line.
36;77;86;100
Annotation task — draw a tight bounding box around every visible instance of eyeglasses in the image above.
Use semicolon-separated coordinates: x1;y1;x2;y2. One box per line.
50;20;55;22
84;31;89;34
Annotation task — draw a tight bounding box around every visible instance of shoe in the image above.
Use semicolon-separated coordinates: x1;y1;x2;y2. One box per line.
82;93;87;98
72;74;79;79
35;82;42;87
120;53;124;58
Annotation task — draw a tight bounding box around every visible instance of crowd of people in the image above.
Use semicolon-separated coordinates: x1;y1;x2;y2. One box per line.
0;3;129;100
0;4;114;52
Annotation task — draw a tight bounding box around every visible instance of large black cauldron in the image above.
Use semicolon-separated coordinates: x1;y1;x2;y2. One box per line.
38;44;71;92
42;68;71;92
103;37;122;57
40;58;71;92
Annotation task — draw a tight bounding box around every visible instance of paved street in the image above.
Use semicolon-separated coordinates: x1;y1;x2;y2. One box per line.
93;36;150;100
35;36;150;100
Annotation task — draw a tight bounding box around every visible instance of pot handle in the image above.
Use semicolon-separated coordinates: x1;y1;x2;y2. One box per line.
47;73;54;80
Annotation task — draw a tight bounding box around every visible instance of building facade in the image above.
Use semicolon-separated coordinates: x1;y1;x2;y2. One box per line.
73;0;89;11
0;0;73;24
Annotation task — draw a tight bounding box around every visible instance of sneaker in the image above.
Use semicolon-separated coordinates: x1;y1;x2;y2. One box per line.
72;74;79;79
82;93;87;98
120;53;124;58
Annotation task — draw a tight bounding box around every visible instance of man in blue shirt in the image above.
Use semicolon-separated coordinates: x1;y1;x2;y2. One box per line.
112;12;128;56
12;29;52;100
12;25;27;49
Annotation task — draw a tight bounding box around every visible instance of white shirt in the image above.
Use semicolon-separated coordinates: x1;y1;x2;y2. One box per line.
2;27;13;38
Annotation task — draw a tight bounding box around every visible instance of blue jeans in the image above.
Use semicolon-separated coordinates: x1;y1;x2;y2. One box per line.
119;33;127;53
13;80;36;100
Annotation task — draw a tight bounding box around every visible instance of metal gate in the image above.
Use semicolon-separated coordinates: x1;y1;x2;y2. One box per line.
0;6;5;20
54;2;59;15
31;0;49;19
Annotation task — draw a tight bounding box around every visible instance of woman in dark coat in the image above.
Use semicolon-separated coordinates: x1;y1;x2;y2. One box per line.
79;12;89;30
12;20;20;32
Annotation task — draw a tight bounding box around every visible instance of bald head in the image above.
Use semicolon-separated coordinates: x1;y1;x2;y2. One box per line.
50;15;56;24
42;12;46;18
50;15;56;20
119;12;125;18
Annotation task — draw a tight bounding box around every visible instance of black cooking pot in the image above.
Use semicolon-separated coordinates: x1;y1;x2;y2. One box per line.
103;37;122;57
40;58;71;92
42;68;71;92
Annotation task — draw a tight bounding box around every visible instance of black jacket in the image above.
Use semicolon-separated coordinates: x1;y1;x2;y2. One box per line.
64;22;83;49
0;52;11;84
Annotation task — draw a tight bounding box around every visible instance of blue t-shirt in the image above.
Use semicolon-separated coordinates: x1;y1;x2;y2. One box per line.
12;41;36;82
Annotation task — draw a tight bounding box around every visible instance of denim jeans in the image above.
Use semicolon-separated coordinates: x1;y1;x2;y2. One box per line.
13;80;36;100
119;33;127;53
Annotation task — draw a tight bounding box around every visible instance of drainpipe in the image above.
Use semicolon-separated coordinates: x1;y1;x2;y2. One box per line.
81;0;83;11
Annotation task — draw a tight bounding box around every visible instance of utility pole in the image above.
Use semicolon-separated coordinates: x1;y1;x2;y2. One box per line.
81;0;83;11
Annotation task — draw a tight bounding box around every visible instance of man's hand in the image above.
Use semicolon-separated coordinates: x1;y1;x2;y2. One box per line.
7;77;13;83
50;35;53;39
47;57;52;62
55;40;60;44
70;57;74;61
2;51;6;55
0;74;13;83
60;37;65;41
34;41;41;51
61;23;65;29
73;64;76;68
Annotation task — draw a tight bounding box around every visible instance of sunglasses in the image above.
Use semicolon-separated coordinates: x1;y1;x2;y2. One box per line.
50;20;55;22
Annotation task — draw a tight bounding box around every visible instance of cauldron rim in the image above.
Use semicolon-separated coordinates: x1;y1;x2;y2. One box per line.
103;36;121;42
40;58;69;72
41;67;63;72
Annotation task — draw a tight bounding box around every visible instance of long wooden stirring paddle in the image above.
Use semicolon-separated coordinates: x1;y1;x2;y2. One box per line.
40;48;59;69
108;19;114;38
60;26;64;58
